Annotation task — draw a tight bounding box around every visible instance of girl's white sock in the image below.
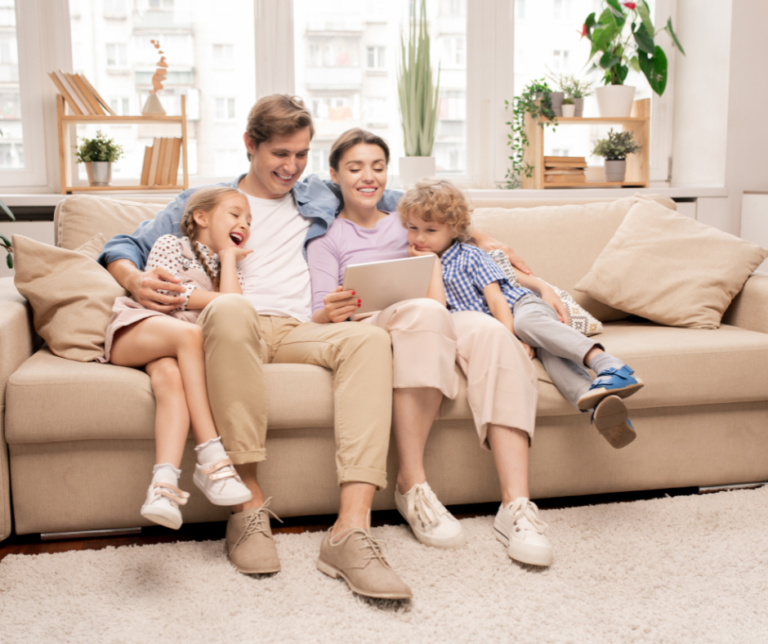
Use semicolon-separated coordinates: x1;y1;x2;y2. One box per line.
152;463;181;485
195;436;228;466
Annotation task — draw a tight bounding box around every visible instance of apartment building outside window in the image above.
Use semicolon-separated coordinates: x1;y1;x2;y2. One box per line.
212;44;234;69
106;43;128;68
215;97;236;121
366;46;385;69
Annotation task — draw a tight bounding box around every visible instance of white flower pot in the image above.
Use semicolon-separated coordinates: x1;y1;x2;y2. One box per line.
561;104;576;117
399;156;436;187
604;159;627;182
595;85;635;118
85;161;113;186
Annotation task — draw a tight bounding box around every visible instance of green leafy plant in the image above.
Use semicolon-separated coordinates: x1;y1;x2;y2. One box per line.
562;97;575;106
74;130;123;163
397;0;440;157
582;0;684;95
502;79;558;189
592;128;641;160
547;72;594;99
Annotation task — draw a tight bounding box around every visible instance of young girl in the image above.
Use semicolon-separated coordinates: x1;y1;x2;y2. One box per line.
100;186;254;530
399;178;644;450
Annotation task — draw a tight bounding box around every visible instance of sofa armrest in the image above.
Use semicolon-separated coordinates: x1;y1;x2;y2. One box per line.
722;274;768;334
0;276;37;542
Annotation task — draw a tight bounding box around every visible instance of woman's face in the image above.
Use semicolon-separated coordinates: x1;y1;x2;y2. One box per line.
330;143;388;211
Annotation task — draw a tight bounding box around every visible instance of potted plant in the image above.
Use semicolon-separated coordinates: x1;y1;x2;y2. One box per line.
582;0;685;117
560;75;593;117
592;128;641;182
397;0;440;186
74;130;123;187
561;97;576;118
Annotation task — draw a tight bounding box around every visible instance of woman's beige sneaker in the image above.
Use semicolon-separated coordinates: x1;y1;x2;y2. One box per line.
494;498;553;567
395;482;465;549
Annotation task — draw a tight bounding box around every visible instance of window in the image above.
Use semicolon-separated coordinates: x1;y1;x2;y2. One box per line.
0;33;18;65
551;49;570;73
215;97;236;121
516;0;525;20
553;0;572;22
212;44;234;69
103;0;127;18
106;43;128;68
366;46;385;69
0;5;21;170
149;0;173;9
108;97;131;116
294;0;467;179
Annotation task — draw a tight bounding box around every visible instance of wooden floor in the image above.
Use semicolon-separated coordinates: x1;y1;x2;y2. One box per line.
0;488;698;563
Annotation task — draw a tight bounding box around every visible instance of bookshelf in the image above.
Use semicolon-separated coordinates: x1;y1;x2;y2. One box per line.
521;98;650;190
56;94;189;194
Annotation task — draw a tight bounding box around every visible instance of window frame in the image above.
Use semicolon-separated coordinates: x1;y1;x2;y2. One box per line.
1;0;677;193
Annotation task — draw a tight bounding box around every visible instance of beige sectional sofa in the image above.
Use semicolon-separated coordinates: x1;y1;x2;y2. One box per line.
2;193;767;542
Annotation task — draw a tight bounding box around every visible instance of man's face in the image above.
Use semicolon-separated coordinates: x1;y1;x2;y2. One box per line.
244;127;311;199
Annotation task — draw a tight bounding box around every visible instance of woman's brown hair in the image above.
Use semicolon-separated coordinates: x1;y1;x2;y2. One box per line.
180;186;245;291
328;128;390;172
245;95;315;160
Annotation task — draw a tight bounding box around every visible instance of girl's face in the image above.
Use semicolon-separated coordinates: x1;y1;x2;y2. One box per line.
194;193;252;253
406;215;455;256
329;143;388;212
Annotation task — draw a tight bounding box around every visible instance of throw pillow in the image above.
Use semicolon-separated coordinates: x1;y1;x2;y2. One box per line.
13;235;127;362
574;199;768;329
74;232;108;261
488;249;603;336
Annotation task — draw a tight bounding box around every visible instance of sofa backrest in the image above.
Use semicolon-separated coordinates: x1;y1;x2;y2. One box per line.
472;194;676;321
54;195;168;251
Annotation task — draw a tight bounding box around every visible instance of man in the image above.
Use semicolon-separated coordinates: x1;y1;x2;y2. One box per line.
100;94;532;600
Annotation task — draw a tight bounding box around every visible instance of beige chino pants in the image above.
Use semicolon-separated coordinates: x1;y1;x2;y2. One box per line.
196;294;393;490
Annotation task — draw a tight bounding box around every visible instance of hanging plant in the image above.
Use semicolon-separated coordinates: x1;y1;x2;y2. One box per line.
502;79;558;189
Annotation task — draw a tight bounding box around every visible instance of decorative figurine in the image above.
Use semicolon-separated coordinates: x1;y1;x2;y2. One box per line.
141;39;168;115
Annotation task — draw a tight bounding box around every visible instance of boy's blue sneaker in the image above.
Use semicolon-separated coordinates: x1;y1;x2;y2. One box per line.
577;365;644;411
591;395;637;449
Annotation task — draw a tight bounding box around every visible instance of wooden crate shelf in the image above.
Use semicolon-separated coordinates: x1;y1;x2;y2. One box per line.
56;93;189;194
522;99;650;190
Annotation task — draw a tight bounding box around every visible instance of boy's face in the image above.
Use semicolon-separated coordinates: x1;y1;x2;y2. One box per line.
406;215;455;256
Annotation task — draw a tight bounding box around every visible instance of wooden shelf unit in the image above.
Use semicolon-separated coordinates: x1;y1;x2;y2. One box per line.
521;98;650;190
56;93;189;194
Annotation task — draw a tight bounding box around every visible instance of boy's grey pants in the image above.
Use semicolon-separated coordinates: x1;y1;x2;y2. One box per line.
512;294;601;408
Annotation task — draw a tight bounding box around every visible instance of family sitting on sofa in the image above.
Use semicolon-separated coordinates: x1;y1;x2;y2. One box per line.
97;94;643;601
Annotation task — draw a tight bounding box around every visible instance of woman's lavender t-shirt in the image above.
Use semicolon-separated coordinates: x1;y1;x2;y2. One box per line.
306;212;408;313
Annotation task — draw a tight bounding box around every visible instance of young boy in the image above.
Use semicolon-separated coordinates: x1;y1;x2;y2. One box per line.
398;178;643;448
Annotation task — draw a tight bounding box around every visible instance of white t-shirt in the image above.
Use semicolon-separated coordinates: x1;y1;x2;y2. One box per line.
240;192;313;321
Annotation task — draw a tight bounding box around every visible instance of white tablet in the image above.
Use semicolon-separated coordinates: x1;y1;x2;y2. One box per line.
342;255;436;315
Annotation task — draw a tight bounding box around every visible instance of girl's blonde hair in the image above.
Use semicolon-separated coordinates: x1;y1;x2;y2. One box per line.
397;178;473;242
180;186;245;291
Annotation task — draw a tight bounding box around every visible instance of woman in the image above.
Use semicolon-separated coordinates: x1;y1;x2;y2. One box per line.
307;129;552;567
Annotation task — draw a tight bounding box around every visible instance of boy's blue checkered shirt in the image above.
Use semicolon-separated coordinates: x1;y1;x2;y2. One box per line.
440;242;536;314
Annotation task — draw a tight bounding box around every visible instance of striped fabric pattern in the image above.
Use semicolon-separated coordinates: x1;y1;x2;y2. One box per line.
440;242;536;314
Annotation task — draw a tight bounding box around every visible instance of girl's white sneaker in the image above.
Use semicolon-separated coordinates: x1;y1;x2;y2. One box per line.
193;457;252;506
140;480;190;530
494;498;553;567
394;482;465;549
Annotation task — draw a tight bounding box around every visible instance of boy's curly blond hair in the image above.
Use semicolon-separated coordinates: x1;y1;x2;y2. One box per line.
397;178;473;242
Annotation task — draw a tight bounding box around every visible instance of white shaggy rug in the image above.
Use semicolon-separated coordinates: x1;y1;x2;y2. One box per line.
2;487;768;644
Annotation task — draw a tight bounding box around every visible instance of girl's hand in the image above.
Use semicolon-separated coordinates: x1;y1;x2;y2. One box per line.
219;246;253;264
408;245;436;258
321;286;360;323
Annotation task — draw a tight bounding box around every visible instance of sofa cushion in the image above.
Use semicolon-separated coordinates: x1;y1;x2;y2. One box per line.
440;320;768;420
5;349;335;444
471;194;676;322
55;195;167;251
9;319;768;443
575;199;768;329
12;235;128;362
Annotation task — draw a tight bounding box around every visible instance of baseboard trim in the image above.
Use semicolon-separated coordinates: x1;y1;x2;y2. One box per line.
40;527;142;541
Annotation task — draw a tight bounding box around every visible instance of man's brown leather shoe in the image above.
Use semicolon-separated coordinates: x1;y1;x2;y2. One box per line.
225;498;282;574
317;528;413;600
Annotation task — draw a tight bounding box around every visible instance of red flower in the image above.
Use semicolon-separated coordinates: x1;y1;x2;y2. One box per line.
622;2;637;9
581;23;587;38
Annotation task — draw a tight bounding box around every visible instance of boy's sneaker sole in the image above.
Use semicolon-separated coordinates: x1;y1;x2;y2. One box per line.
593;395;637;449
494;518;553;567
577;378;644;411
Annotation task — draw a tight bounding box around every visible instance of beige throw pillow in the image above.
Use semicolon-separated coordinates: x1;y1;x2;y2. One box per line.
574;199;768;329
13;235;128;362
74;232;108;261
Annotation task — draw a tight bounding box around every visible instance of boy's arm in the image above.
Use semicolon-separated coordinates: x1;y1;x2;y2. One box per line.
513;268;570;325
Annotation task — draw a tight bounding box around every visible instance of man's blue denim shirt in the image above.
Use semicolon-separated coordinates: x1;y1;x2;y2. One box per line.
97;173;403;270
